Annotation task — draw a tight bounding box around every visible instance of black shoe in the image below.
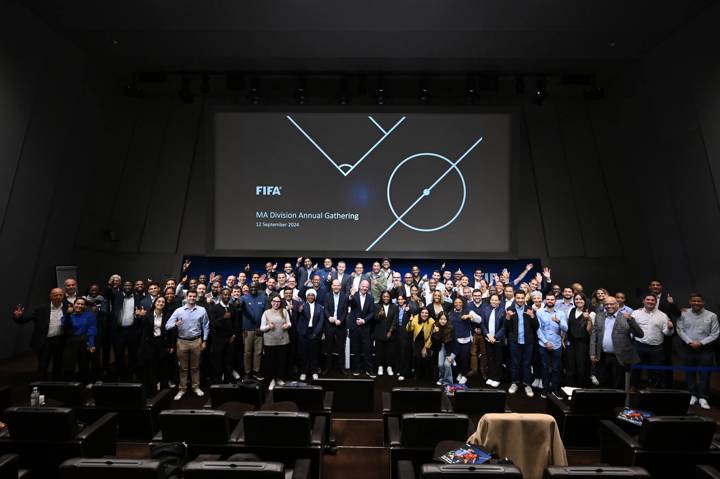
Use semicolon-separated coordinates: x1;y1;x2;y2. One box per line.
253;372;265;381
366;370;377;378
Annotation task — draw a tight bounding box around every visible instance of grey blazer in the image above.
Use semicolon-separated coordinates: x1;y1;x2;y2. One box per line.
590;311;644;366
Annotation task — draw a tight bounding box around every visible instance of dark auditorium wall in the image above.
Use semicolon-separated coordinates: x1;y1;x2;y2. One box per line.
2;0;720;359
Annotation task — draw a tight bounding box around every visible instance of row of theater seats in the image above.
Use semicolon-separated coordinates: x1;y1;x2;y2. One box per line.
0;382;717;478
4;455;720;478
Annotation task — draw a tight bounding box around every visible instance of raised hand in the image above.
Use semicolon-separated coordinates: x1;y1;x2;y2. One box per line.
525;263;534;271
12;305;24;319
534;272;542;284
209;272;216;282
182;259;191;272
542;266;551;279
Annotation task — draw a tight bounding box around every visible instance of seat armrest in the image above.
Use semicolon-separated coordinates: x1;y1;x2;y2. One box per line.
396;460;416;479
388;416;402;446
291;459;312;479
151;430;163;442
147;388;172;411
77;412;117;457
599;420;640;449
547;393;571;414
311;416;326;445
230;420;245;443
441;393;453;412
381;392;391;413
323;391;334;412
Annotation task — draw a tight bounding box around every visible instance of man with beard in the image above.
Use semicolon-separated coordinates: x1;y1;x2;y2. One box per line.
112;281;143;379
348;280;376;377
238;282;267;380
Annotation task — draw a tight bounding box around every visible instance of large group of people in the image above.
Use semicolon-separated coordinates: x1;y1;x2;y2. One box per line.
11;258;719;408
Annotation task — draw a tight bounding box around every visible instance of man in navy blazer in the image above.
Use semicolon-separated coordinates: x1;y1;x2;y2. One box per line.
297;289;325;381
348;279;376;377
323;279;349;374
331;261;353;295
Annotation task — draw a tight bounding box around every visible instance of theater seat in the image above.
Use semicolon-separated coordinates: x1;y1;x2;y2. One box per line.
396;460;523;478
78;382;171;439
237;411;325;479
156;409;242;444
59;458;166;478
543;466;651;477
452;389;508;423
0;386;11;423
382;388;452;445
0;407;117;474
30;381;85;407
313;377;374;412
388;413;475;479
0;454;31;478
600;416;720;477
633;389;690;416
183;459;311;479
208;382;265;409
697;465;720;479
271;384;334;450
547;389;626;448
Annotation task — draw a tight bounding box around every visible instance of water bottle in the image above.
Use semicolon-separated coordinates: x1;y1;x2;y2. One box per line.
30;387;40;407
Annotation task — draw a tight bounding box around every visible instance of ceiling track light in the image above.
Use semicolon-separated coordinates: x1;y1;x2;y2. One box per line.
533;77;547;105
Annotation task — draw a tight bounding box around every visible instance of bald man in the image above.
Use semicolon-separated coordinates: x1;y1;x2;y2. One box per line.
12;288;68;380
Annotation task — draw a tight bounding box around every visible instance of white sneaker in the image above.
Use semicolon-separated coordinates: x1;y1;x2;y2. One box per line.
268;379;276;391
378;366;384;376
537;379;543;389
193;388;204;397
173;390;186;401
532;379;541;388
590;375;600;386
458;375;467;385
168;381;176;388
491;380;501;388
699;398;710;410
436;380;443;386
690;395;698;406
276;380;285;386
156;382;161;391
312;373;319;380
398;375;405;381
508;383;518;394
299;374;307;381
525;385;534;398
456;373;462;382
232;370;241;380
485;379;492;386
387;367;394;376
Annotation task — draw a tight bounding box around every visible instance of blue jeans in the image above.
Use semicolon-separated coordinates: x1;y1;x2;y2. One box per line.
437;345;454;386
539;346;562;393
509;341;533;385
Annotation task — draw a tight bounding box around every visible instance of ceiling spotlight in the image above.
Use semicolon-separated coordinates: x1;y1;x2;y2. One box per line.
178;77;194;103
247;78;260;104
584;85;605;100
124;83;143;99
295;78;306;105
532;78;546;105
376;87;385;105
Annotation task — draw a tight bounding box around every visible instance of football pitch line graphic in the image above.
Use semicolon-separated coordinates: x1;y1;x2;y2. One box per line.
365;137;484;252
286;115;406;176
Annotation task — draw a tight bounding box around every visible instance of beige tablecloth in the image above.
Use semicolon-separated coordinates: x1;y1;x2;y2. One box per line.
468;413;567;479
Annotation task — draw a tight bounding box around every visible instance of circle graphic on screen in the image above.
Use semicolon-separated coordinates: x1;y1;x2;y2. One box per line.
386;152;467;232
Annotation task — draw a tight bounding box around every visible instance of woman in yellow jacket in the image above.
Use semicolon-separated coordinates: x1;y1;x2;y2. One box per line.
406;307;435;380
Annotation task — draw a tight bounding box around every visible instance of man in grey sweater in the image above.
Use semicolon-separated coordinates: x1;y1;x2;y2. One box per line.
676;293;719;410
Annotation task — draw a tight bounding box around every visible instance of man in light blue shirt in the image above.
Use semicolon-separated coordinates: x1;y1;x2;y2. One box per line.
536;293;568;397
166;290;209;400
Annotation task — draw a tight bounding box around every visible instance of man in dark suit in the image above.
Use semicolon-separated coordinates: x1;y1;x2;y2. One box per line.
323;279;349;374
207;288;240;384
297;289;325;381
12;288;67;380
112;280;144;379
590;296;645;389
299;274;329;306
331;261;353;295
348;279;376;377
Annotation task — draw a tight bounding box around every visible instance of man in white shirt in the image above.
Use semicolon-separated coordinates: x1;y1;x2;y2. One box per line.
631;294;673;388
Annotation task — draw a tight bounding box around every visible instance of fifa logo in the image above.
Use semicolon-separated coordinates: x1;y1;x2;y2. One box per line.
256;186;282;196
